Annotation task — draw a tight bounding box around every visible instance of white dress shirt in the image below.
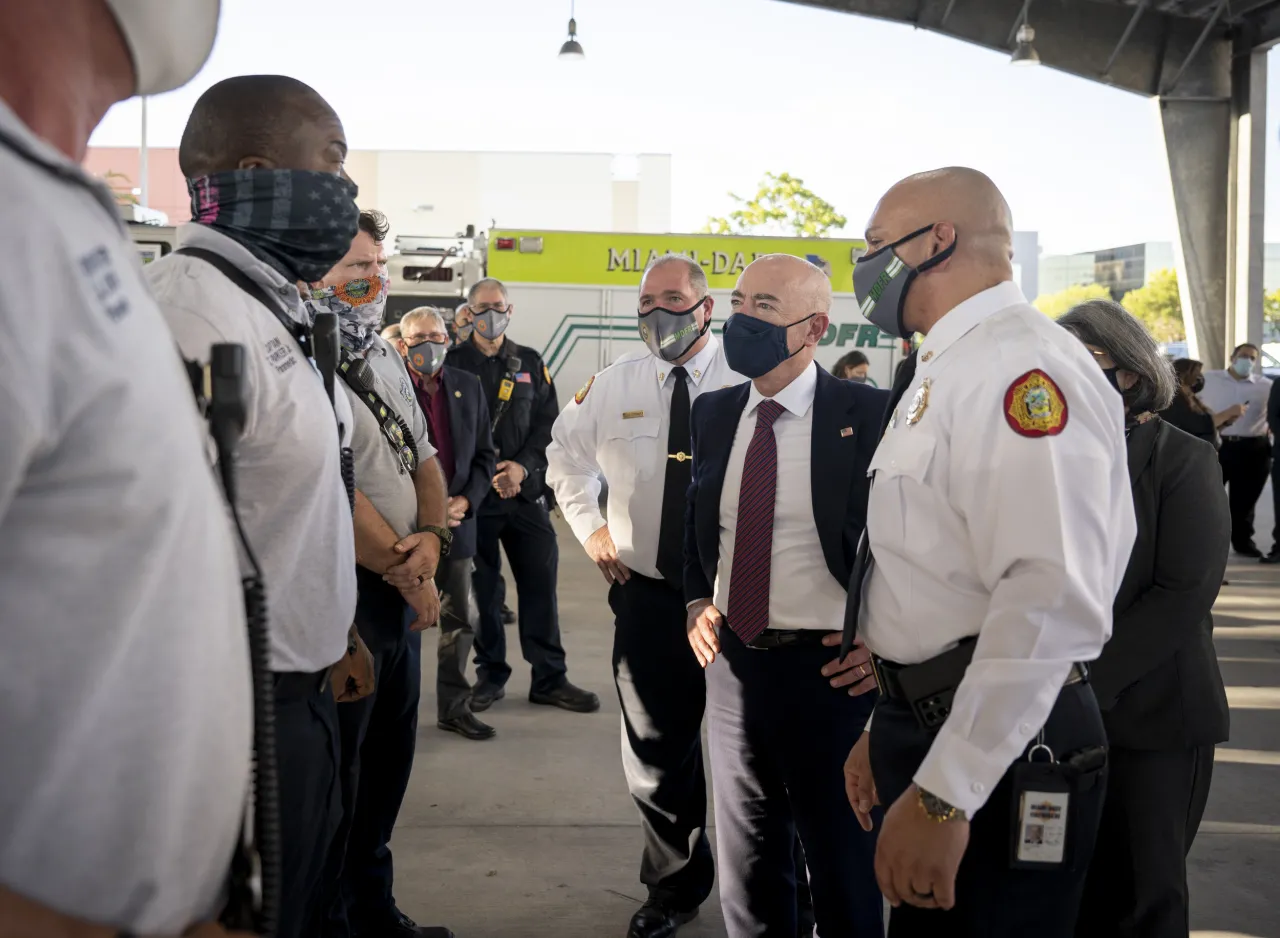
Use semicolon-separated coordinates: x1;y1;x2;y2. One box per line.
547;334;744;578
861;281;1135;816
711;361;850;630
1197;369;1271;438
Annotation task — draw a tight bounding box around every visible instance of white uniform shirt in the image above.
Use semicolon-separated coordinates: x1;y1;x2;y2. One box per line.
712;361;850;630
0;100;250;931
148;224;358;673
861;281;1135;816
1197;369;1271;438
547;335;742;578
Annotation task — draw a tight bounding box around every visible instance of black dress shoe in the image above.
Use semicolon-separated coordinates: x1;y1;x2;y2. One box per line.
469;683;505;712
501;604;517;625
627;900;697;938
529;681;600;713
1262;552;1280;564
359;910;455;938
1235;543;1264;558
438;711;496;740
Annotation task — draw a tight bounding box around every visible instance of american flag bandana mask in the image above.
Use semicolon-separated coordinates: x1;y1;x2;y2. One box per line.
188;168;360;284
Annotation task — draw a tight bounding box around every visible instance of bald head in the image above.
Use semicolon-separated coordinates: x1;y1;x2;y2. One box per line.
178;75;348;179
735;254;833;317
862;167;1015;333
728;254;832;389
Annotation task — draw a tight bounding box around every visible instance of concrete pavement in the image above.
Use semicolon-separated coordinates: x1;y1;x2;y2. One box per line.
393;494;1280;937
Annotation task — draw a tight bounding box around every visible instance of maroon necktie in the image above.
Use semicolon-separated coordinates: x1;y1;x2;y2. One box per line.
726;399;786;644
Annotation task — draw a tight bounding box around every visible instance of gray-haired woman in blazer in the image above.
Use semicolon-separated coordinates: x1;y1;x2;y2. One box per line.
1059;299;1230;938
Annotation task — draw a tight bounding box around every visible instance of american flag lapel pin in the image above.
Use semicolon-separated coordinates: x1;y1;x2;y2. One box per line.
840;426;853;438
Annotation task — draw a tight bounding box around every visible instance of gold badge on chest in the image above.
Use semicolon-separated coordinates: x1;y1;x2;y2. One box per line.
906;377;932;426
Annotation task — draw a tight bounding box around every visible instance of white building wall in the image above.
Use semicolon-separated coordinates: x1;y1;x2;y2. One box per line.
347;150;673;243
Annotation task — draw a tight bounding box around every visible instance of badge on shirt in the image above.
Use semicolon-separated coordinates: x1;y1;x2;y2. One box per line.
515;372;532;384
906;378;931;426
1005;369;1069;438
574;374;595;405
499;379;515;402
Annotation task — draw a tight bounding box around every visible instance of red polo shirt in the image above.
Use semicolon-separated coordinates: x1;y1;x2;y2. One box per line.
412;370;455;485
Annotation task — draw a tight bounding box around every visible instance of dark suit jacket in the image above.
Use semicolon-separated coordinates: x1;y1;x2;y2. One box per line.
683;366;889;606
437;365;497;559
1092;416;1231;749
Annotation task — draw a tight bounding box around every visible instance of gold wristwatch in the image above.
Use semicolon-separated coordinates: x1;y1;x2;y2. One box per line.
918;787;967;822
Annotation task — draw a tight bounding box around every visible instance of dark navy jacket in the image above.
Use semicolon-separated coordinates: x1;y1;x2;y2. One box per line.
434;365;497;559
683;366;888;606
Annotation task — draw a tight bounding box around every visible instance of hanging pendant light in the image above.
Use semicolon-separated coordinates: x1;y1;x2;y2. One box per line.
1010;23;1040;66
559;0;584;59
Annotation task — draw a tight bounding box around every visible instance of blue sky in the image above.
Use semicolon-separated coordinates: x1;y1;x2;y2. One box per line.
89;0;1280;254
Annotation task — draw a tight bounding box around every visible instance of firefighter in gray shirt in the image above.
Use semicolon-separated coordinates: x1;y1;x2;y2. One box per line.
0;2;253;936
147;75;372;938
310;212;455;938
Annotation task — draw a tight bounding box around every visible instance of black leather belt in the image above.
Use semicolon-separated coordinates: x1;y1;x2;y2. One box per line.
746;629;829;650
272;667;332;699
871;638;1088;732
873;657;1086;703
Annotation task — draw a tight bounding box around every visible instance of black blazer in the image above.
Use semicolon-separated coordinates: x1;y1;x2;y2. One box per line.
683;367;888;606
438;365;497;560
1158;392;1217;448
1092;417;1231;749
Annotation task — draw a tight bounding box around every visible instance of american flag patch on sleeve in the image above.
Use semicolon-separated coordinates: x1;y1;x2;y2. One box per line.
515;372;532;383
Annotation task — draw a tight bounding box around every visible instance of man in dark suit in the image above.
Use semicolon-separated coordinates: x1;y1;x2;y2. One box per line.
399;307;499;740
684;254;887;937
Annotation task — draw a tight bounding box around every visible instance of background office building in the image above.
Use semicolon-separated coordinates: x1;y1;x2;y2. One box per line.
1041;241;1280;301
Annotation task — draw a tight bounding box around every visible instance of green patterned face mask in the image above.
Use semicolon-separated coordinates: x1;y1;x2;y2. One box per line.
638;296;710;362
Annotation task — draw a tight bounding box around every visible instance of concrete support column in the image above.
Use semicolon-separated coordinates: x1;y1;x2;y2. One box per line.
1162;96;1231;368
1228;43;1268;357
1161;43;1267;369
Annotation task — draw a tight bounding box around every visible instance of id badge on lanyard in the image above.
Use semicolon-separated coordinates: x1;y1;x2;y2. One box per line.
1009;732;1072;869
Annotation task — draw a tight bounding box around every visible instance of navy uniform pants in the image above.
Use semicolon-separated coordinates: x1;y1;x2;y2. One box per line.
471;496;568;694
869;682;1108;938
275;671;342;938
324;569;422;936
609;574;715;911
706;628;881;938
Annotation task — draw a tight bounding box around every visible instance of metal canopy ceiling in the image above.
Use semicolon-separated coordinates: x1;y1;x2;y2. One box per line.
778;0;1280;96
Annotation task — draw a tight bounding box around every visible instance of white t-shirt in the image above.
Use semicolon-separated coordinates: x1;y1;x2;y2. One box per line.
147;224;358;673
0;100;250;931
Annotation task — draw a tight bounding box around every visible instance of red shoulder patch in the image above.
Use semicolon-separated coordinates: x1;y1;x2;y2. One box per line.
1004;369;1068;438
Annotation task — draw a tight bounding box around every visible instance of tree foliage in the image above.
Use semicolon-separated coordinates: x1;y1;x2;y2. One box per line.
703;172;847;238
100;170;139;207
1032;282;1112;318
1265;288;1280;336
1121;268;1183;343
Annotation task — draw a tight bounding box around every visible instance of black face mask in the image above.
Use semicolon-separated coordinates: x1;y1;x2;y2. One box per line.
1191;376;1205;394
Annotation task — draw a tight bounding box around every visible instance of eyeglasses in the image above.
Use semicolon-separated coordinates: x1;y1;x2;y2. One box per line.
403;333;447;344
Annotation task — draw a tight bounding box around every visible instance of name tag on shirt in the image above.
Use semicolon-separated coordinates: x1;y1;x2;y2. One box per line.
623;410;645;419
